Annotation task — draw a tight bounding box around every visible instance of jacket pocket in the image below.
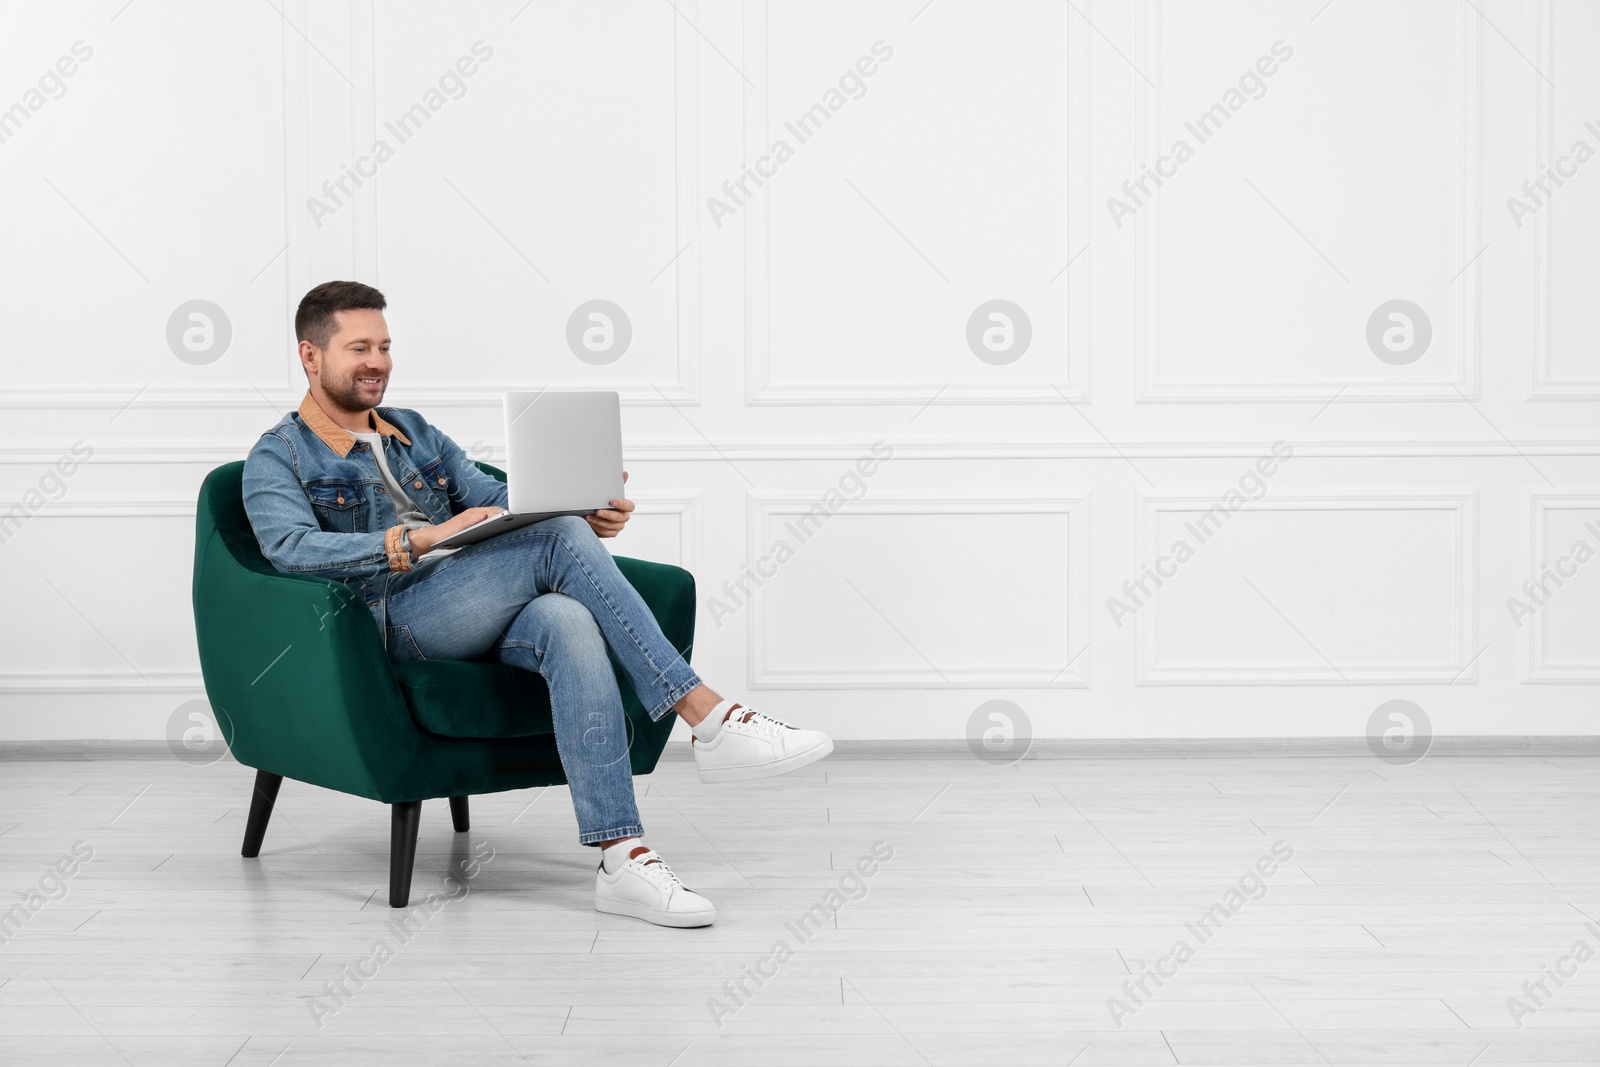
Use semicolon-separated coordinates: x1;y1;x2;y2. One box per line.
411;456;453;515
307;480;365;534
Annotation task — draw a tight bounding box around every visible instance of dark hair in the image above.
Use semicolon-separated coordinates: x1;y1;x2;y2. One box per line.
295;280;387;351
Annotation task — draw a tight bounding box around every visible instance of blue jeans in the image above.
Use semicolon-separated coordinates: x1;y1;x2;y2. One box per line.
378;515;703;845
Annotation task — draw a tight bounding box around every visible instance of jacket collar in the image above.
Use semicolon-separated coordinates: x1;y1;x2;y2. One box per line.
297;390;411;458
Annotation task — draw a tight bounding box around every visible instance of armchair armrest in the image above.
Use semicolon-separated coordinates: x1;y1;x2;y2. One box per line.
193;522;427;801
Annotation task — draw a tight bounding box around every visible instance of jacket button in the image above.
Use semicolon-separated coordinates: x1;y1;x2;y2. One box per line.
413;480;424;489
437;476;447;485
336;495;344;504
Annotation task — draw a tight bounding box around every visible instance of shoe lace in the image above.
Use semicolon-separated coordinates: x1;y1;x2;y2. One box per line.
729;709;789;739
632;852;686;890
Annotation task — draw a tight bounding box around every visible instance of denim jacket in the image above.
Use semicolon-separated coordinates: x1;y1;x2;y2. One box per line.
242;392;509;634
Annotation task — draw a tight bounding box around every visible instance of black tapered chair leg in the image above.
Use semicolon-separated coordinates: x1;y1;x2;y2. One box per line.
448;796;470;833
240;770;283;858
389;801;423;908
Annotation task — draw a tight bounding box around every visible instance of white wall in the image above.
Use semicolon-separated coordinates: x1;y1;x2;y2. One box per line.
0;0;1596;743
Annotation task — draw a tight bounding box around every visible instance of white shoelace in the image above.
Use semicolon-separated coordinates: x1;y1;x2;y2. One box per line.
725;709;791;739
629;851;688;891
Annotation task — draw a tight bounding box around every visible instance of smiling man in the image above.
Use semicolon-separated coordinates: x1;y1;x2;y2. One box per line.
242;280;833;927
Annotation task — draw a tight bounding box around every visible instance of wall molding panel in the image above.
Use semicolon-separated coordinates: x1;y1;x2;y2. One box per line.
741;0;1092;406
1525;0;1600;401
1133;0;1484;403
1135;489;1478;685
745;493;1091;689
1523;489;1600;683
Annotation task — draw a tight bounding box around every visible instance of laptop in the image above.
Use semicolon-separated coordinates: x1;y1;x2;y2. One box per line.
427;390;625;552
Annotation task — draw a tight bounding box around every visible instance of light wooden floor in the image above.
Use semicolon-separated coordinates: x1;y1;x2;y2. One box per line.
1;751;1597;1065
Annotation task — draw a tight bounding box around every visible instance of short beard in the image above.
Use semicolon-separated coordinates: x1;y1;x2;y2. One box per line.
322;371;383;414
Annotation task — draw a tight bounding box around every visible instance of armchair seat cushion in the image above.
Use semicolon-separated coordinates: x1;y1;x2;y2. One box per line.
391;659;556;740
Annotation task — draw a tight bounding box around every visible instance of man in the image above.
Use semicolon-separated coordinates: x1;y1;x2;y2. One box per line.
243;280;832;928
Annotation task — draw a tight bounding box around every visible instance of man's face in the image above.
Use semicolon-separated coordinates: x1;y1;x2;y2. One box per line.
309;308;391;413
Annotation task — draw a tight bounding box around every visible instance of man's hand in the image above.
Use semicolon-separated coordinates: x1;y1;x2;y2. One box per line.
586;471;634;538
409;505;505;557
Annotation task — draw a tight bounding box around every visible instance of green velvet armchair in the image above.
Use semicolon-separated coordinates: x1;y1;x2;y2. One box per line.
191;460;695;906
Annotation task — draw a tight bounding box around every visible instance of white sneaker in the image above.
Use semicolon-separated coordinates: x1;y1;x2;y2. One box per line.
693;704;833;784
594;847;716;928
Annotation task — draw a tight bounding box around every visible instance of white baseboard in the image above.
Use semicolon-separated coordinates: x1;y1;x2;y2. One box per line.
4;737;1598;761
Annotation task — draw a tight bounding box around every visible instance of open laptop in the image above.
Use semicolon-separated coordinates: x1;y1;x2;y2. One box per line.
427;390;624;552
